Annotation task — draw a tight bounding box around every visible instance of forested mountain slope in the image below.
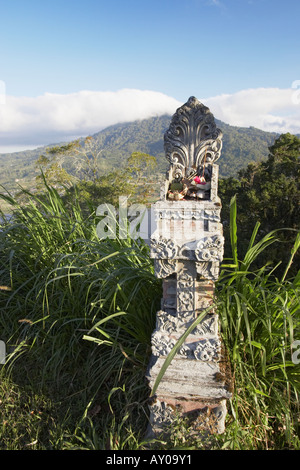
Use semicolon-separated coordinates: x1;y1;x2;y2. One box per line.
0;114;279;192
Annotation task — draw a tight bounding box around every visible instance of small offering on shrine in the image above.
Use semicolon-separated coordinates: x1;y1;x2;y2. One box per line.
167;172;211;201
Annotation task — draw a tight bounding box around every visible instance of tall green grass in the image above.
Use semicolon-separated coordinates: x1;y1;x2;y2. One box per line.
0;182;161;449
215;196;300;449
0;184;299;449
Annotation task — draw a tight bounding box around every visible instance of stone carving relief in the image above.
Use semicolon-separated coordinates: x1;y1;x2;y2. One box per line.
151;331;191;358
194;338;221;362
196;261;220;281
154;259;177;278
177;270;194;290
195;235;224;262
164;96;223;175
195;314;218;336
151;237;178;259
156;207;221;222
151;331;221;361
177;289;194;312
156;310;181;333
155;310;218;336
151;235;224;263
149;400;174;428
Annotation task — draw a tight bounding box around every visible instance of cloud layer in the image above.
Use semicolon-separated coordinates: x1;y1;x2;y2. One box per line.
0;87;300;153
0;89;182;152
204;87;300;135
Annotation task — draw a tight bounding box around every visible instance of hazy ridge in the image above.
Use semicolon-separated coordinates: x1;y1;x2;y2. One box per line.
0;115;279;192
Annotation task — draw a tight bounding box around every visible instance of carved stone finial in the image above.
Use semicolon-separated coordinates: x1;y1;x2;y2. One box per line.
164;97;223;176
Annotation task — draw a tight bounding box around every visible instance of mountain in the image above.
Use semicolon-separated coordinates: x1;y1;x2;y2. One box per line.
0;115;279;193
90;115;279;177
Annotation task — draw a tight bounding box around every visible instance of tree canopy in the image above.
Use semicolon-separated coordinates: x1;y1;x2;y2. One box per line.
219;133;300;276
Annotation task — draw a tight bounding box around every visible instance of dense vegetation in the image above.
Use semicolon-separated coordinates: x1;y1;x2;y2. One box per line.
219;132;300;277
0;115;279;195
0;131;299;450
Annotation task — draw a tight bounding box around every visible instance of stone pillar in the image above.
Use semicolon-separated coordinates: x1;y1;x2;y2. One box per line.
146;97;232;439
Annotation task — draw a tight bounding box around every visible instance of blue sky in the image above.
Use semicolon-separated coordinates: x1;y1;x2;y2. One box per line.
0;0;300;151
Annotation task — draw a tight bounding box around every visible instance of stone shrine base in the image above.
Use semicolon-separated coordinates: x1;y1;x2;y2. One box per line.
146;339;232;438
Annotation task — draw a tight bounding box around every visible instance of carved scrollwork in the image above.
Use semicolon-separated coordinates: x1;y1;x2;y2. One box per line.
196;261;220;281
151;331;192;358
149;400;175;427
177;268;194;290
164;96;223;175
156;310;218;336
154;259;177;279
155;206;221;222
195;235;224;262
156;310;181;333
151;237;178;259
151;331;221;361
177;290;194;312
151;332;176;356
194;338;221;362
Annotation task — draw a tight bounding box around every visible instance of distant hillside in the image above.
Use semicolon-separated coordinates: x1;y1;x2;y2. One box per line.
90;115;279;177
0;114;279;193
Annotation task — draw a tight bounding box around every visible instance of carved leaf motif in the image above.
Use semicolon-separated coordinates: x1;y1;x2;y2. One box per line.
151;332;192;358
149;400;174;426
151;237;178;259
154;259;177;279
156;310;217;336
195;235;224;262
151;333;176;356
156;311;179;333
196;261;220;281
164;96;223;173
177;290;194;311
194;338;221;361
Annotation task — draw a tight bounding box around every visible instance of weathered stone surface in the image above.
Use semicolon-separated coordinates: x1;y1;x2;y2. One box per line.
151;233;224;261
147;356;231;399
146;97;232;439
155;310;218;336
151;333;222;362
147;397;228;438
151;200;223;243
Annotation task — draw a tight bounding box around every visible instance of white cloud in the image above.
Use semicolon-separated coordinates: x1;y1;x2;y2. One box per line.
203;87;300;135
0;89;182;152
0;86;300;154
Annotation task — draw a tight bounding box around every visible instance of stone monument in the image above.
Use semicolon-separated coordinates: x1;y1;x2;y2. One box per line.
146;96;232;439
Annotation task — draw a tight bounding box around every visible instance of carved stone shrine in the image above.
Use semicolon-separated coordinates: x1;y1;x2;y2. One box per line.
146;96;232;439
